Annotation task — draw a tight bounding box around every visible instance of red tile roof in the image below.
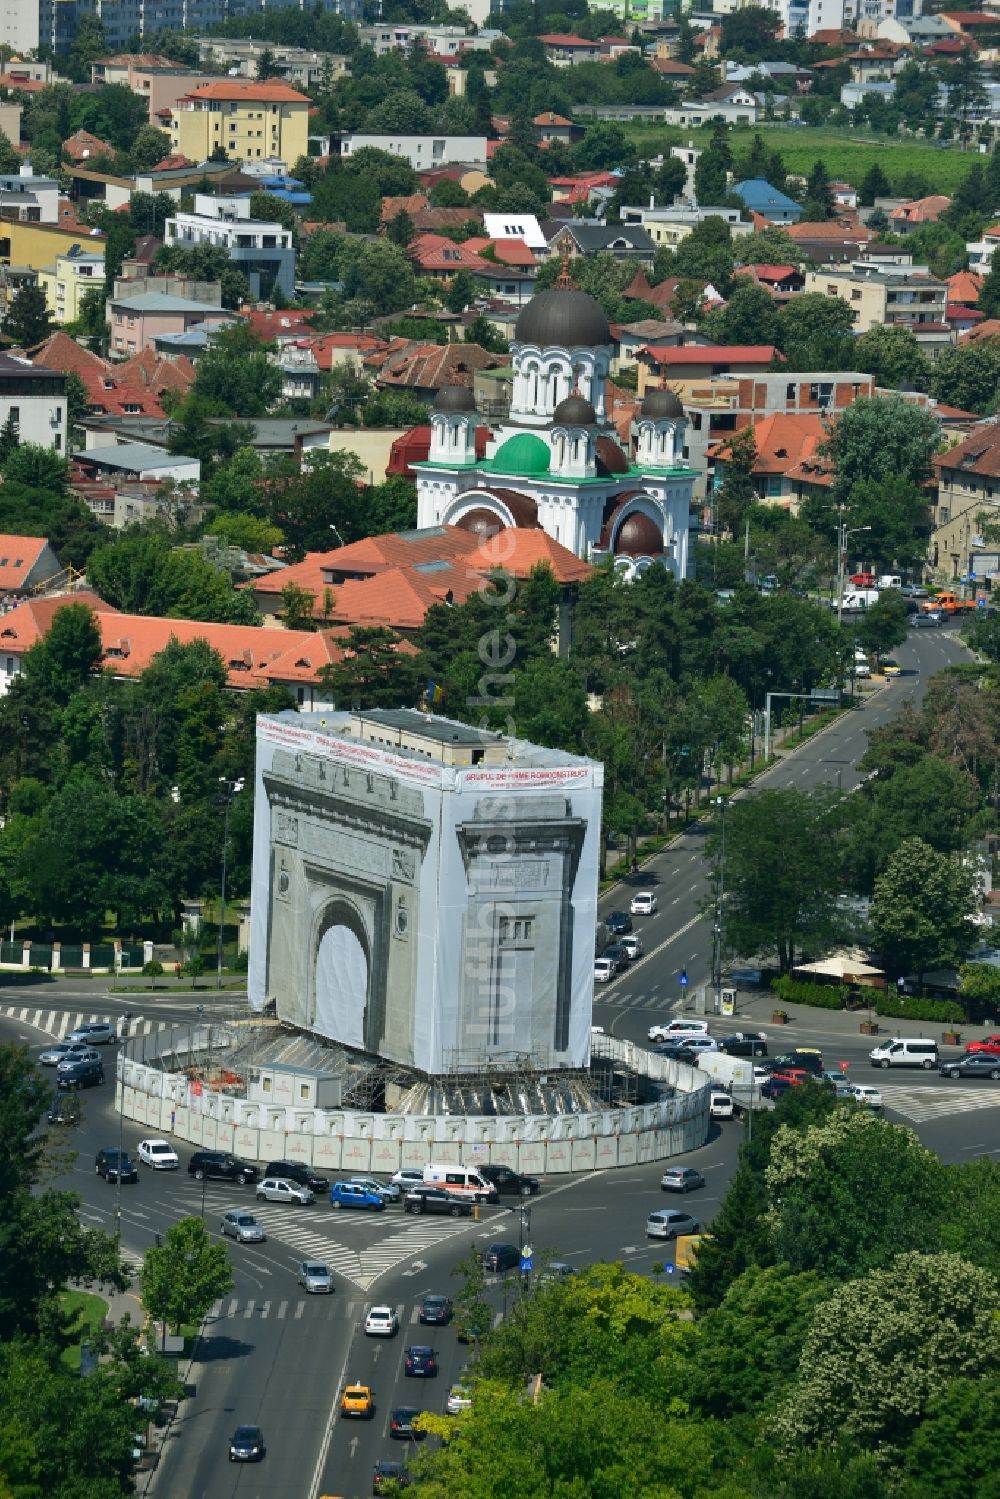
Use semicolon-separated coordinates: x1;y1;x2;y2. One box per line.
948;302;984;322
254;527;484;599
237;308;318;341
178;79;309;104
29;332;193;419
408;232;489;273
936;423;1000;478
464;529;592;584
462;235;536;268
0;535;57;592
710;412;828;475
642;344;780;366
960;319;1000;344
0;591;115;648
63;128;113;162
537;32;600;45
534;111;574;127
947;269;984;304
304;332;392;371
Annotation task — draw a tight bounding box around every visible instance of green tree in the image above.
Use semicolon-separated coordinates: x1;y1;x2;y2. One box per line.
193;324;281;417
773;1252;1000;1455
574;121;638;172
255;45;279;79
464;314;509;355
978;266;1000;319
338;238;417;315
319;624;423;708
709;787;852;971
853;324;931;391
0;408;18;460
451;1246;493;1347
825;395;940;502
1;442;68;493
140;1216;234;1339
3;282;53;349
385;208;414;247
86;530;258;623
870;837;977;979
694;123;733;206
778;293;855;369
802;158;834;220
855;588;909;660
445;268;475;313
702;281;780;348
206;511;283;552
901;1374;1000;1499
859;162;891;206
714;426;758;538
932;341;1000;415
20;602;102;704
720;3;782;59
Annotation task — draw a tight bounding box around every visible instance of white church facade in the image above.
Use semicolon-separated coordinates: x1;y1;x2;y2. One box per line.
414;279;698;580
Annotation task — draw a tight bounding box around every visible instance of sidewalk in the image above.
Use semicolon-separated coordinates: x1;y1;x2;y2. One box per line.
720;990;997;1046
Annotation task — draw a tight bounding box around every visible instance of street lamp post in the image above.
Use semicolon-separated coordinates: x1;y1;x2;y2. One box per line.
763;690;819;762
712;796;727;1016
114;1010;132;1260
216;778;245;991
835;518;872;626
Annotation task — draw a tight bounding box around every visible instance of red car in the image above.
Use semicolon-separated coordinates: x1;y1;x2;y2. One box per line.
966;1034;1000;1054
771;1067;811;1086
849;571;876;588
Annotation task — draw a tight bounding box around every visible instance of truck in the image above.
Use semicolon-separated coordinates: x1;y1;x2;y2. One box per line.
921;591;975;616
842;588;880;611
696;1052;753;1089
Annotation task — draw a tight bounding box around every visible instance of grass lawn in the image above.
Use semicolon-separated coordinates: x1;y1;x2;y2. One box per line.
60;1289;109;1371
622;122;978;192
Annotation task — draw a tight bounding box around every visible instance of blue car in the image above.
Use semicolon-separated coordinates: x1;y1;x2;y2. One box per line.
330;1181;386;1211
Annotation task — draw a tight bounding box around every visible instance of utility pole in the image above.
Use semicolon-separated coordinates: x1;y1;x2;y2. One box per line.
216;777;245;990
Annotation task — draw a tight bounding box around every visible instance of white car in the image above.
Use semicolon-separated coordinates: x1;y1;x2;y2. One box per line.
391;1167;425;1190
137;1138;179;1170
256;1177;314;1205
446;1382;473;1415
849;1084;883;1109
619;934;644;961
594;957;615;983
346;1176;400;1203
630;891;658;916
365;1305;399;1337
648;1019;710;1043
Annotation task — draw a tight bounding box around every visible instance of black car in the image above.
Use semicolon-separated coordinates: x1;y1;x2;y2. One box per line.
373;1459;411;1493
95;1148;138;1183
418;1294;453;1325
228;1425;265;1463
404;1345;438;1377
772;1050;823;1076
482;1242;520;1273
939;1054;1000;1080
479;1164;540;1197
389;1407;425;1441
265;1159;328;1194
47;1093;80;1125
57;1056;104;1091
719;1033;768;1058
653;1043;698;1065
404;1186;472;1218
188;1151;259;1185
605;911;633;936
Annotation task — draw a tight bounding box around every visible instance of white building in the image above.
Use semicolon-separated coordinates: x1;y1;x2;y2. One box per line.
0;165;60;224
415;280;698;580
163;194;295;300
758;0;846;36
0;353;66;453
968;225;1000;274
339;133;488;170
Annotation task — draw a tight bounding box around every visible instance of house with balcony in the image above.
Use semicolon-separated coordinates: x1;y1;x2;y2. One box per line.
169;78;310;168
803;261;951;354
163;195;296;301
36;247;105;324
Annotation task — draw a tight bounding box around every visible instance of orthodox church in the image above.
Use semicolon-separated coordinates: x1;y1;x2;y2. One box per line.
413;274;698;579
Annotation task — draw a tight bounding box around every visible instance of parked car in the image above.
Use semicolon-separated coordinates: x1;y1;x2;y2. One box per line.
391;1167;426;1191
661;1166;705;1192
710;1091;735;1120
770;1066;812;1086
482;1243;520;1273
340;1383;375;1419
365;1305;400;1337
264;1160;329;1194
480;1164;540;1197
331;1181;385;1211
848;1084;883;1108
646;1209;701;1240
188;1151;258;1185
39;1042;80;1067
404;1186;471;1217
228;1425;265;1463
619;934;644;961
347;1176;400;1203
404;1346;438;1377
680;1035;720;1054
57;1056;104;1090
760;1075;794;1101
256;1177;314;1206
718;1032;768;1057
95;1148;138;1183
939;1054;1000;1080
221;1211;266;1244
418;1294;453;1325
389;1407;425;1440
298;1261;334;1294
593;957;616;984
965;1034;1000;1055
771;1049;823;1075
445;1383;473;1415
66;1021;117;1046
137;1138;178;1170
630;891;658;916
648;1019;710;1043
373;1459;411;1494
606;911;633;935
653;1043;699;1065
47;1093;81;1125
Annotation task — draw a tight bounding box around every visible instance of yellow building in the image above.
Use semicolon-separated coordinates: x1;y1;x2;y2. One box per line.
36;247;106;323
169;79;310;167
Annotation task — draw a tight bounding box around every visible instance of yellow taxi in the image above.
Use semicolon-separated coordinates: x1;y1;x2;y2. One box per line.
881;660;902;677
340;1382;375;1419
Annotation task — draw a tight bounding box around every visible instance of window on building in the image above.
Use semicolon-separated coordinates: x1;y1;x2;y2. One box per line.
8;406;18;424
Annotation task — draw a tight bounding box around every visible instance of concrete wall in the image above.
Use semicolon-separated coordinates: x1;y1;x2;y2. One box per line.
116;1027;711;1174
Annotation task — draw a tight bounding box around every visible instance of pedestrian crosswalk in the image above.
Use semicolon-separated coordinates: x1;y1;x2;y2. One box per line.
207;1295;425;1323
592;989;677;1013
0;1004;168;1042
878;1081;1000;1124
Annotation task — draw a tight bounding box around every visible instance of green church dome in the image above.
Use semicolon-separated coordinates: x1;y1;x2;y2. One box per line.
490;432;551;476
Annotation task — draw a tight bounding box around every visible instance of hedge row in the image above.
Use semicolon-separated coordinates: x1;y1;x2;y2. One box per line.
771;977;847;1009
873;994;965;1025
770;975;965;1024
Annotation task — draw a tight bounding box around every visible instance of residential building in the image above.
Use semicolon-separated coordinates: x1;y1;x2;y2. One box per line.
803;261;950;348
187;37;353;85
107;290;228;357
0;166;60;224
636;345;782;396
545;221;657;264
35;246;104;324
339;133;488;169
731;179;804;224
30;330;194;420
758;0;847;37
0;532;63;598
62;128;113;164
93;58;222;125
0;352;66;452
966;222;1000;274
734;263;805;300
169;78;310;168
369;338;507;398
356;22;493;55
785;219;873;261
75;440;200;484
619;202;751;246
932;423;1000;583
709;412;829;507
889;195;951;233
163;194;295;300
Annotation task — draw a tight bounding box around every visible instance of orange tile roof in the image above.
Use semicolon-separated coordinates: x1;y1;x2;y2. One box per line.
328;565;484;630
462;235;536;268
0;591;116;649
63;128;113;162
464;529;593;584
534;111;574;127
960;319;1000;344
380;193;430;224
947;269;984;304
255;527;484;598
711;412;828;476
178;79;309;104
0;535;57;591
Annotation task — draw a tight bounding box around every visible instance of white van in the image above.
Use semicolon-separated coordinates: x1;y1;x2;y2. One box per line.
877;575;901;590
423;1164;498;1202
869;1038;938;1070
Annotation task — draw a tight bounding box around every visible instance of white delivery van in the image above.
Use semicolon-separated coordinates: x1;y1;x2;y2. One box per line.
877;575;901;590
869;1038;938;1070
423;1164;498;1202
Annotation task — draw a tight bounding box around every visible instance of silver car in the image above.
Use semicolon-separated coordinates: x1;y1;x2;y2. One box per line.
256;1177;314;1205
222;1211;266;1244
39;1042;79;1067
346;1175;400;1203
646;1209;700;1240
298;1261;334;1293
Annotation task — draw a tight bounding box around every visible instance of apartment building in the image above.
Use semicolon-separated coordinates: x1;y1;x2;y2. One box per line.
190;38;352;86
170;78;310;168
36;247;105;324
804;260;950;350
163;195;295;300
619;202;751;247
357;21;493;54
339;133;488;169
932;424;1000;583
0;352;67;452
0;167;60;225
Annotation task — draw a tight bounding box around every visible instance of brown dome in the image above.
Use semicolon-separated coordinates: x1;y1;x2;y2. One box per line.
595;435;629;476
456;507;507;539
614;511;663;557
